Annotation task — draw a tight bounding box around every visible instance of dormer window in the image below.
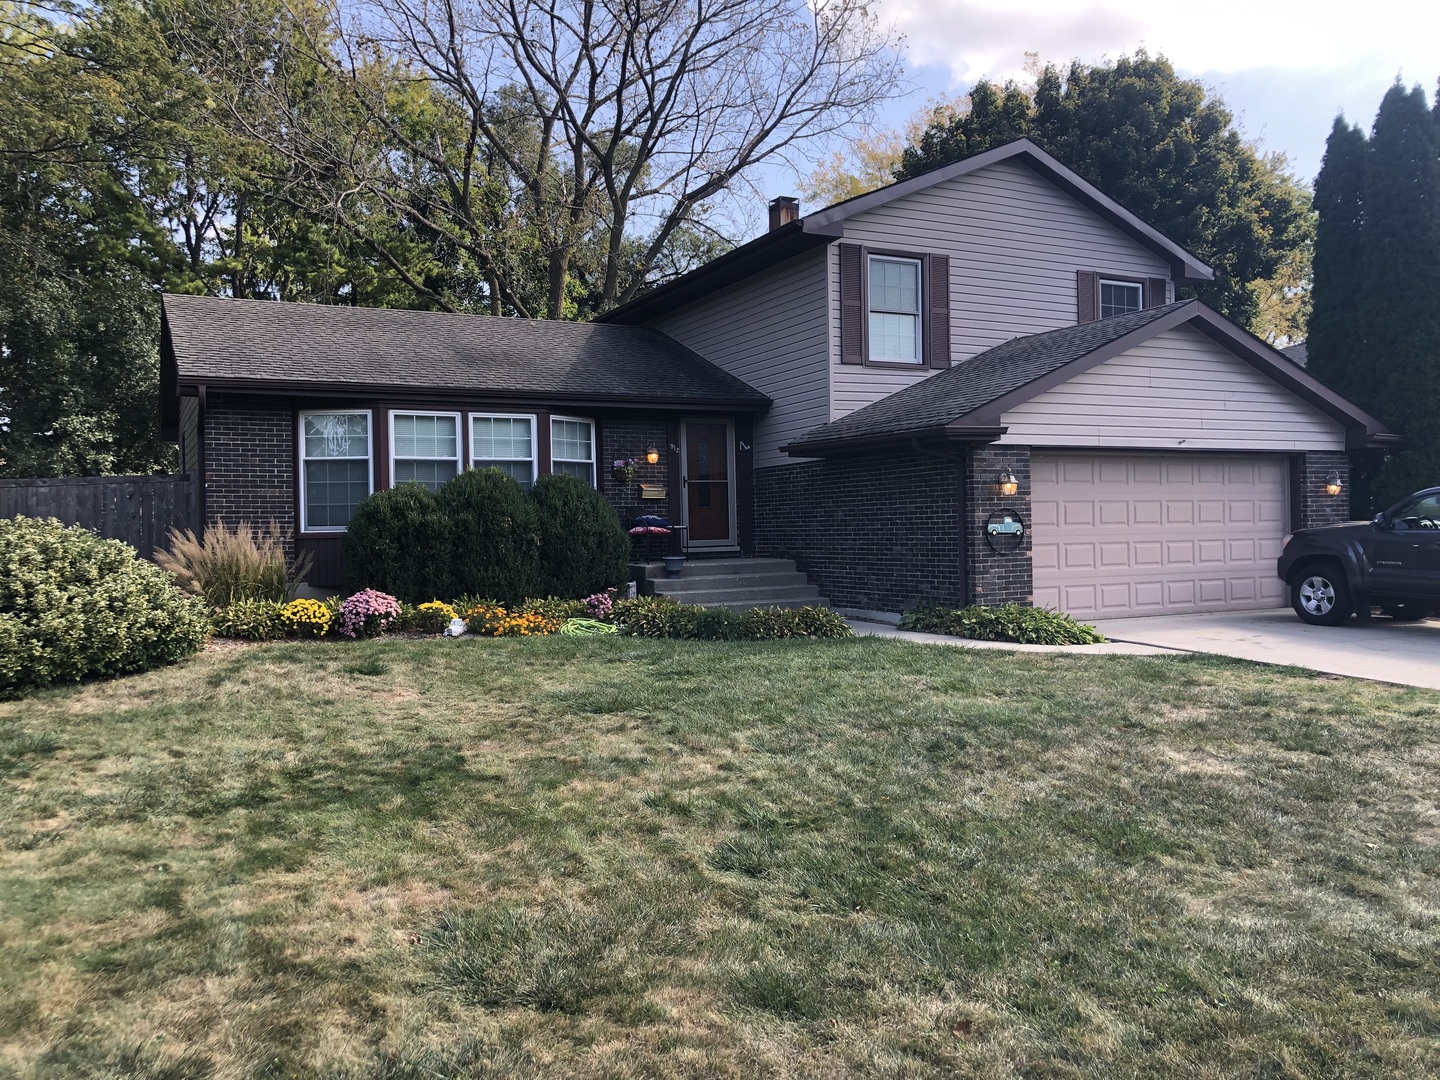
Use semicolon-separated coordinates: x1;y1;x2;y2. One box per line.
1099;279;1144;319
868;255;922;364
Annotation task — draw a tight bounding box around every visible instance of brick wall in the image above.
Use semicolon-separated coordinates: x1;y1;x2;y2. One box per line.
965;446;1032;606
597;412;674;528
1297;451;1352;529
753;449;965;612
202;393;295;547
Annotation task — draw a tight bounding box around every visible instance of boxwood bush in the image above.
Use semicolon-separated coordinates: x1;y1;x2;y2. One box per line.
899;603;1104;645
0;516;209;694
343;483;450;602
531;473;630;599
437;469;541;604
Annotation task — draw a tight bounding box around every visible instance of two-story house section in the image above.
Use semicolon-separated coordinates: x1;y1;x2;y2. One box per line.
600;138;1397;618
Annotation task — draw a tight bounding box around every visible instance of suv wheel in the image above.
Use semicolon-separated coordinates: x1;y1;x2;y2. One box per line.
1292;567;1353;626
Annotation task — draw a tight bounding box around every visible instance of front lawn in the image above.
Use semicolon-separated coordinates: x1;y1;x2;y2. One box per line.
2;639;1438;1078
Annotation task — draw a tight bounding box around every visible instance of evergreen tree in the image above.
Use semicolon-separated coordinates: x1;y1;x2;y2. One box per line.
1306;119;1369;407
1364;84;1440;503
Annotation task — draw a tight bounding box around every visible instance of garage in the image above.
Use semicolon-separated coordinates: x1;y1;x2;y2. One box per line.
1031;452;1289;618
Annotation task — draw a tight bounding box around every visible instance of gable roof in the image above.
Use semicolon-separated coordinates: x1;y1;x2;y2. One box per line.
783;302;1397;455
160;294;769;410
1282;342;1308;367
599;138;1214;326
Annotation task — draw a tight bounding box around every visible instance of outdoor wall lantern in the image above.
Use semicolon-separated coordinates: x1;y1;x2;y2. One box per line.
1324;471;1344;497
645;446;661;465
996;471;1020;497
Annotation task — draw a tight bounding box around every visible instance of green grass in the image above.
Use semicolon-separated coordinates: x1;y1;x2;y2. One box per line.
1;637;1438;1078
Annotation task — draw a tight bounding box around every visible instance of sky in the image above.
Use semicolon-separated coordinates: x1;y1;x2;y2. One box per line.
772;0;1439;203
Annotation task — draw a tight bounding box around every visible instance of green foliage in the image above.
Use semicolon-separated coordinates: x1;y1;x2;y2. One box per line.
155;520;310;607
612;597;854;640
518;597;588;624
210;599;287;641
679;607;748;641
611;595;686;637
896;53;1313;329
342;483;450;602
0;516;209;693
899;604;1104;646
530;473;630;600
436;469;541;605
1308;118;1370;407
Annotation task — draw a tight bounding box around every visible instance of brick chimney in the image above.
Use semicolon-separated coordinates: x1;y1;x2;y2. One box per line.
768;196;800;231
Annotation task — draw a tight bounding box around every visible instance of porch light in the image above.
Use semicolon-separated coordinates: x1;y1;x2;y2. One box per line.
1324;471;1344;497
645;446;660;465
996;471;1020;497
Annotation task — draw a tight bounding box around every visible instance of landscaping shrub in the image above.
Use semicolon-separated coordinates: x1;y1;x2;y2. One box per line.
530;473;630;599
342;484;450;602
680;606;748;641
741;605;853;640
519;597;587;624
899;603;1104;645
337;589;403;639
280;598;332;638
212;599;288;641
437;469;541;604
611;595;685;637
0;516;209;693
612;597;853;640
156;520;312;607
463;602;557;636
412;601;459;634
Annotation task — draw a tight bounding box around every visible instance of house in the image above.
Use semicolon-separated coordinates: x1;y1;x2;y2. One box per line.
160;138;1396;617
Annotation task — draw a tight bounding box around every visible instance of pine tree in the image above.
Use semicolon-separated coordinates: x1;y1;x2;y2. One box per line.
1365;84;1440;503
1306;118;1369;407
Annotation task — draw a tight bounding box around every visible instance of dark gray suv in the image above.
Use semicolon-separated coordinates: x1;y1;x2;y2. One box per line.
1276;487;1440;625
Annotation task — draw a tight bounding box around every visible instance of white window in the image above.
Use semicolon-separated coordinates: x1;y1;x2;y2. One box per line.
550;416;595;485
471;413;537;489
300;410;372;532
390;411;460;492
1099;279;1144;319
868;255;922;363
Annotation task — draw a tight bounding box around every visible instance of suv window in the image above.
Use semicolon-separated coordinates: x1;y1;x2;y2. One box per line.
1390;494;1440;530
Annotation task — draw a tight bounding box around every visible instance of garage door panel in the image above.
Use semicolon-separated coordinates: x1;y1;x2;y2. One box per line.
1032;452;1288;619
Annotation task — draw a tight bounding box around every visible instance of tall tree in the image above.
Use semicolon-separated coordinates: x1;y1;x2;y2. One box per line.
1306;118;1369;405
188;0;903;318
1364;84;1440;502
894;53;1312;329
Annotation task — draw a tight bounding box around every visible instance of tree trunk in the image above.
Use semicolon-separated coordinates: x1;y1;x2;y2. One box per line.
546;247;569;320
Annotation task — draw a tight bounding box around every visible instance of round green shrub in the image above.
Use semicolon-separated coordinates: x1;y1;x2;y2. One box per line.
0;516;210;694
343;482;450;602
531;473;630;600
437;468;541;605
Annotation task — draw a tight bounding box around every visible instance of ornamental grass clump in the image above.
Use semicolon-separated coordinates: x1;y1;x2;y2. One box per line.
337;589;402;639
156;520;311;608
0;516;209;693
280;598;332;638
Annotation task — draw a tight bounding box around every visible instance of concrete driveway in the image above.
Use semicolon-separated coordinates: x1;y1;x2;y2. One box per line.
1091;608;1440;690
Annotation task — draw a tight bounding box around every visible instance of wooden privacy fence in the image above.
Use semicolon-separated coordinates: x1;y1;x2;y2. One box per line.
0;474;197;559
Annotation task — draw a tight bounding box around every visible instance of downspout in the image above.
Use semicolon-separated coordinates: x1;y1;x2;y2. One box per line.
910;437;969;607
196;384;207;541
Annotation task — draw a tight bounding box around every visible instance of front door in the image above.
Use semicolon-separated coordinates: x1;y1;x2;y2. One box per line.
682;419;735;548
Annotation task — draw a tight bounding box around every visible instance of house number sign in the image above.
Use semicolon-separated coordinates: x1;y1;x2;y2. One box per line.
984;509;1026;553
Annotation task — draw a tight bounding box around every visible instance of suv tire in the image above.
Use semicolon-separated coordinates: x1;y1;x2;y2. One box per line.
1292;566;1353;626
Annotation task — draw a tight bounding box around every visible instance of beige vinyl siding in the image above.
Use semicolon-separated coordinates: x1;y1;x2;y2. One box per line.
998;325;1346;451
828;158;1172;420
651;249;828;468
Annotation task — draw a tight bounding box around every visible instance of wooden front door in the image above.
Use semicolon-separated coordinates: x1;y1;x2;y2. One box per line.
682;419;735;547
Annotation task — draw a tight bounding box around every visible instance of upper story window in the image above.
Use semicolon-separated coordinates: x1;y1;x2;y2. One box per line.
1099;279;1144;319
868;255;923;364
472;414;537;489
300;410;372;532
391;411;460;491
550;416;595;485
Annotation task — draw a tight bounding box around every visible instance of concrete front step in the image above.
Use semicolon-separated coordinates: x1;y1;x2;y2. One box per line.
651;584;826;607
655;570;811;594
636;557;799;579
634;556;828;611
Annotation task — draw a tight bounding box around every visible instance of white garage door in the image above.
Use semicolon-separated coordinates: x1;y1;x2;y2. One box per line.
1031;453;1288;619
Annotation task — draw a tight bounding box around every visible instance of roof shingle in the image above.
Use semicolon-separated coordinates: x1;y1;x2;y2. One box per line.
162;294;769;407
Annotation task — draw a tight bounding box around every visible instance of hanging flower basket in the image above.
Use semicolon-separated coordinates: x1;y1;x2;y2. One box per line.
612;457;641;484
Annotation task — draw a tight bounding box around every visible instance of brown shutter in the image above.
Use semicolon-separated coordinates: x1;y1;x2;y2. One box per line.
1146;277;1169;308
839;243;865;365
1077;270;1098;323
926;254;951;368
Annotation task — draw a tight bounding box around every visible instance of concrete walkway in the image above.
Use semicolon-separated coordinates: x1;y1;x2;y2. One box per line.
1092;608;1440;690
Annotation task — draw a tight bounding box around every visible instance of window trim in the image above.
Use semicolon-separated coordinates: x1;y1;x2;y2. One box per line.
1097;277;1145;320
865;252;925;366
388;409;462;492
549;414;596;487
298;408;374;535
469;412;538;488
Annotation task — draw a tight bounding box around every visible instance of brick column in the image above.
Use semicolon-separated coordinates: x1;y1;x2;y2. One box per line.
1297;451;1352;529
965;446;1032;606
